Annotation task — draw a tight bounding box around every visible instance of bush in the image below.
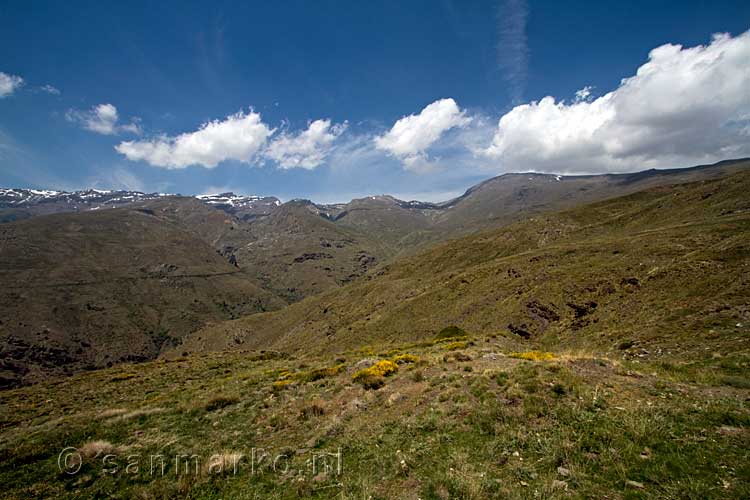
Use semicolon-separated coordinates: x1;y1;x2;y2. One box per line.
435;326;467;340
359;374;385;390
443;352;472;362
442;341;468;351
205;395;239;411
551;383;567;396
353;360;398;385
721;376;750;389
272;380;294;391
393;354;419;364
299;403;325;420
510;351;557;361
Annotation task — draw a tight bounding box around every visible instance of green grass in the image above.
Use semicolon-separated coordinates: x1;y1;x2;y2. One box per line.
1;334;748;499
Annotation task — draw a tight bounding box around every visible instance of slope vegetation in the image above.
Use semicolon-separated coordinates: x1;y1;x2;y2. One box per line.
182;170;750;362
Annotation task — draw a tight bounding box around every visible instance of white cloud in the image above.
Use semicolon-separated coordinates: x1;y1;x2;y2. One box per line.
116;109;274;169
67;103;142;136
40;84;60;95
483;30;750;172
375;98;471;169
0;72;24;98
264;119;347;169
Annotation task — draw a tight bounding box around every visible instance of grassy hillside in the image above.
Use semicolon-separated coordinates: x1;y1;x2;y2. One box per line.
0;206;285;388
181;170;750;363
0;166;748;498
1;329;747;498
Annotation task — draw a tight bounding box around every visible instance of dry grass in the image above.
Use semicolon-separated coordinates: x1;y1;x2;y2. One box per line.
79;440;117;458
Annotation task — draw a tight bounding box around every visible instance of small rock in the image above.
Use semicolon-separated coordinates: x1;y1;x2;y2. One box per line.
512;451;520;457
639;447;652;459
626;480;645;489
520;480;528;487
557;466;570;477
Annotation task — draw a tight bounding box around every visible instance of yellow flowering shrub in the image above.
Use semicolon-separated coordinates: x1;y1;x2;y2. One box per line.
392;354;419;364
352;360;399;382
271;380;294;391
442;341;468;351
510;351;557;361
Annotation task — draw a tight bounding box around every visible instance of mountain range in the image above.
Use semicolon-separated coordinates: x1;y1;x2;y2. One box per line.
0;158;748;387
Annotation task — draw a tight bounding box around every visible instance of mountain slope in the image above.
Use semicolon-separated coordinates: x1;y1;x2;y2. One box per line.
0;206;286;388
181;169;750;361
226;200;393;302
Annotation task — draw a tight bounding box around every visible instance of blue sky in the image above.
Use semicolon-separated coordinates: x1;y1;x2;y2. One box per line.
1;1;749;202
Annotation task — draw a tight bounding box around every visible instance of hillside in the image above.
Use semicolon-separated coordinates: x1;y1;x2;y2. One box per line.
181;169;750;362
0;206;285;388
3;160;747;310
0;167;748;499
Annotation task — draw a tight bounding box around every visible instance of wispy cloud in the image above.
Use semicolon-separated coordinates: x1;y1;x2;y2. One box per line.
496;0;529;104
39;84;60;95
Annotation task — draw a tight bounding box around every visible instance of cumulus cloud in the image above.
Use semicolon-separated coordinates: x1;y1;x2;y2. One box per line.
264;119;347;169
116;109;274;169
0;72;24;98
375;98;471;169
483;30;750;172
67;103;141;136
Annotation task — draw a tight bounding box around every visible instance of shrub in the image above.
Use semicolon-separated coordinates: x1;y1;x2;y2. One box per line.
494;371;509;385
353;360;398;384
304;364;345;382
359;375;385;390
299;403;325;420
205;395;239;411
435;326;467;340
393;354;419;364
442;341;468;351
721;376;750;389
510;351;557;361
271;380;294;392
443;352;473;362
